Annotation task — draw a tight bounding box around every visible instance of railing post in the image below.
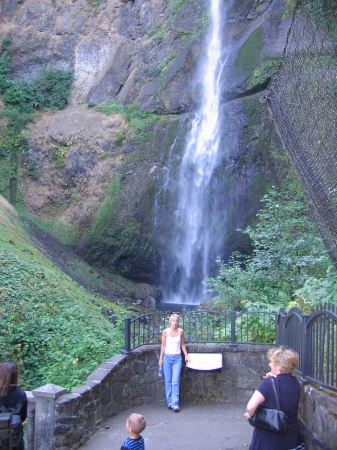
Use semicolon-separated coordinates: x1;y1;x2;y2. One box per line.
276;309;287;346
32;384;66;450
230;311;237;346
125;318;131;352
301;314;312;380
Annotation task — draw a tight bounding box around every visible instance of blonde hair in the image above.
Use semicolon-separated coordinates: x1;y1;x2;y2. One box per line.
267;346;299;373
127;413;146;434
169;313;179;324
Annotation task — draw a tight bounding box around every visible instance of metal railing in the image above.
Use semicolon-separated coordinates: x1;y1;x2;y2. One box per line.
277;303;337;393
124;309;276;351
124;303;337;393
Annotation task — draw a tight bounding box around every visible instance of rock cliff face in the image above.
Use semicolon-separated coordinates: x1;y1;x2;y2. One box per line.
0;0;295;282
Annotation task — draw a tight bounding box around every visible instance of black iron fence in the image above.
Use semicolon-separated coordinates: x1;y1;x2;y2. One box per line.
124;303;337;393
124;309;276;351
277;303;337;393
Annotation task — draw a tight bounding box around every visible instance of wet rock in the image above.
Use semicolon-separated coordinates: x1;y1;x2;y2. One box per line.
142;296;157;310
135;283;161;301
117;297;134;304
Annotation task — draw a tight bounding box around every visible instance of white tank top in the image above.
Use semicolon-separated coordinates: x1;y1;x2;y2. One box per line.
165;330;181;355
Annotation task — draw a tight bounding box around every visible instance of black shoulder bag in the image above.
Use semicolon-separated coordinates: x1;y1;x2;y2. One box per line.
248;378;287;434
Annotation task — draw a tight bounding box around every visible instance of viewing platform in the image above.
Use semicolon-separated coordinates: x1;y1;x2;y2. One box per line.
78;402;253;450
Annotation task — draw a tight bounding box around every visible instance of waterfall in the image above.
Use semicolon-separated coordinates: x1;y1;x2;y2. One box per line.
158;0;226;304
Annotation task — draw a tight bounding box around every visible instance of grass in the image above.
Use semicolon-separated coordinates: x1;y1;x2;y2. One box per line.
95;100;160;142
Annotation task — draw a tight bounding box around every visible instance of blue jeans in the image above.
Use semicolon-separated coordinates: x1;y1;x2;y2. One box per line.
163;354;182;408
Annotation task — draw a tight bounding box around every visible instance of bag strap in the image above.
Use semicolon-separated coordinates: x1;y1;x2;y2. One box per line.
271;378;281;410
11;392;26;415
0;398;9;414
0;391;25;416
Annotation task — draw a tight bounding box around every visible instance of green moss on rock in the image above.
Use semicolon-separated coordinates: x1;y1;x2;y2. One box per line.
236;26;263;78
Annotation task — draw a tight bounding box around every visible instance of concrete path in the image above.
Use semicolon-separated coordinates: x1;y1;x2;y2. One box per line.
78;403;253;450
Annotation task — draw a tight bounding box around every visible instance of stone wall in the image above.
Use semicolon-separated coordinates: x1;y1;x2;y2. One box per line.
299;383;337;450
29;344;337;450
31;344;269;450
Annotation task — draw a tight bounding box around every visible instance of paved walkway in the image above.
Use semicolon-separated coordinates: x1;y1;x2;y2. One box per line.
79;403;253;450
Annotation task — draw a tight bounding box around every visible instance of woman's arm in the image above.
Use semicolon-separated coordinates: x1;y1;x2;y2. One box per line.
180;330;191;362
244;390;265;419
158;329;167;367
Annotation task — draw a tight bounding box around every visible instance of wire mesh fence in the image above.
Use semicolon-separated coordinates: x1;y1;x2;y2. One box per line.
262;0;337;265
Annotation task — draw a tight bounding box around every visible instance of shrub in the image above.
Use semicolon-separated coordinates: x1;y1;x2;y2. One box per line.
0;38;73;201
204;182;334;310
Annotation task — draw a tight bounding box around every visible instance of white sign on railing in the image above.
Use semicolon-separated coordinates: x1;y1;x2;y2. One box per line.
186;353;223;371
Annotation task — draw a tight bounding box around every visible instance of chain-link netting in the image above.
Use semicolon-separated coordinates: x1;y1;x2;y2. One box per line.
261;0;337;265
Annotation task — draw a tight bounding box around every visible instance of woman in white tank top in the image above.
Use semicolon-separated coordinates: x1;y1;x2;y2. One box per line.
158;314;191;412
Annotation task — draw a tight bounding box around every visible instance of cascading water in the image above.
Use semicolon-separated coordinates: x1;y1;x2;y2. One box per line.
157;0;227;305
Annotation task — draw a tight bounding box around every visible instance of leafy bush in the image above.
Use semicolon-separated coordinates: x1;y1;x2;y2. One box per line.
204;182;334;311
0;52;11;93
291;266;337;310
31;69;73;110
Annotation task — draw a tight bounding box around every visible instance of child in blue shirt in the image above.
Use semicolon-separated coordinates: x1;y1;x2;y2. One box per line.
120;413;146;450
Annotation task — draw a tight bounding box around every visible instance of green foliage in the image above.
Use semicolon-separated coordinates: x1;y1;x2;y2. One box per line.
95;100;159;142
244;59;280;91
0;38;73;202
1;67;73;120
236;26;262;77
3;107;34;131
204;183;333;311
115;131;126;146
1;37;12;51
50;142;72;169
181;308;276;344
31;69;73;111
147;21;166;40
0;51;11;92
235;311;276;343
0;129;27;155
291;266;337;309
281;0;297;20
24;213;78;248
0;249;124;390
86;175;137;260
0;200;134;391
168;0;186;13
26;160;39;180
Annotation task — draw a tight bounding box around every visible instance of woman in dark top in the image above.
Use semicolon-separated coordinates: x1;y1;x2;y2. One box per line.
0;362;28;450
244;347;301;450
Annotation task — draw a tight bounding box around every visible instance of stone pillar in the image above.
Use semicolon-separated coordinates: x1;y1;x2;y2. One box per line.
32;384;66;450
25;391;35;450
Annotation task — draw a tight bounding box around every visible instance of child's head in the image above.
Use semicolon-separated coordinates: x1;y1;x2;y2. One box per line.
126;413;146;435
